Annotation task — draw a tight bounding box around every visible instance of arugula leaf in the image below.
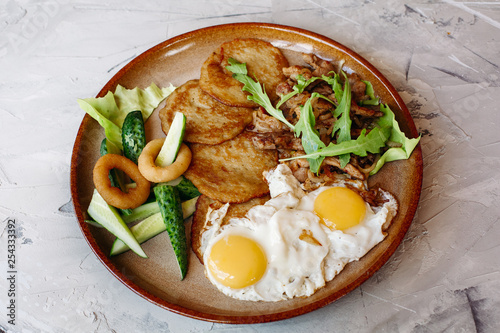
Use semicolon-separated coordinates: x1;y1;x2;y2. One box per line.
330;72;352;168
226;58;295;130
77;83;175;150
276;75;321;109
359;80;380;106
281;126;391;162
369;147;410;175
369;104;420;175
294;92;327;173
226;58;418;176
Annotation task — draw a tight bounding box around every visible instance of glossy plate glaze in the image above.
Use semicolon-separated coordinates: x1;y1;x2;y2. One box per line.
70;23;423;324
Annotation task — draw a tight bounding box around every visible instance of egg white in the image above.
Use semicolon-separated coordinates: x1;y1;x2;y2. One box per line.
201;164;398;301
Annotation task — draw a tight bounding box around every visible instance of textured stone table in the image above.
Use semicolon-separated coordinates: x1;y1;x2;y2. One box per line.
1;1;499;332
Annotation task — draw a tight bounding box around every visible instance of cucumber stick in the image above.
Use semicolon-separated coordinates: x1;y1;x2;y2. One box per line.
175;177;201;201
155;112;186;167
122;201;160;224
110;212;164;256
122;110;146;164
159;176;201;201
154;184;188;279
87;189;147;258
181;196;199;220
110;196;199;256
122;196;198;224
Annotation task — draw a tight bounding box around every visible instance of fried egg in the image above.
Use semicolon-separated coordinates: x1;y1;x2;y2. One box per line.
200;164;398;301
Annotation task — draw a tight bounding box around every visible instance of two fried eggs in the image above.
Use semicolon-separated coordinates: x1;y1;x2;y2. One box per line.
200;164;398;301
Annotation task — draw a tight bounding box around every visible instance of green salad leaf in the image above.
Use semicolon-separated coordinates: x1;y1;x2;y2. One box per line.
77;83;175;150
282;126;391;162
276;74;321;109
226;58;295;130
226;59;332;173
369;104;420;175
226;58;419;176
359;80;380;106
330;72;352;168
294;92;327;173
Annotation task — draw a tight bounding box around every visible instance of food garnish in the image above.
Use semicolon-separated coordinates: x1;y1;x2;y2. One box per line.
92;154;151;209
122;110;147;165
79;82;197;278
100;138;132;216
155;112;186;167
78;83;175;150
87;189;148;258
154;184;189;280
226;58;420;174
138;139;192;183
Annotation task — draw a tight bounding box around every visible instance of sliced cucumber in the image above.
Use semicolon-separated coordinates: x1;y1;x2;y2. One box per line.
158;176;200;201
87;189;147;258
84;219;103;228
154;184;188;279
122;201;160;224
110;196;199;256
122;196;198;224
110;212;164;256
175;177;201;201
155;112;186;167
161;176;183;187
181;196;199;219
122;110;146;164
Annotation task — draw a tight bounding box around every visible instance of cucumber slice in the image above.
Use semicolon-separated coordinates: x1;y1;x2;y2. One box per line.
122;196;198;224
84;219;103;228
155;112;186;167
181;196;199;219
154;184;188;279
158;176;200;201
110;196;199;256
122;201;160;224
160;176;183;187
110;212;164;256
175;177;201;201
87;189;147;258
122;110;146;164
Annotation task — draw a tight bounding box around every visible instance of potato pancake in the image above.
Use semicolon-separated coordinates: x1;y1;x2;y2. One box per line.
184;131;278;203
159;80;253;145
191;194;270;264
199;38;289;108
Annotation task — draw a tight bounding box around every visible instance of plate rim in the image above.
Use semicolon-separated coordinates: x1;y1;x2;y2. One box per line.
70;22;423;324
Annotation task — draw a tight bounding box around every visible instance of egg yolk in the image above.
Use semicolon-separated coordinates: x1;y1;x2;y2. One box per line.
207;235;267;289
314;187;366;230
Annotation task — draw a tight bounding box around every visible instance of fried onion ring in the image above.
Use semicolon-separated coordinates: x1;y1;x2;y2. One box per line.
138;139;192;183
93;154;151;209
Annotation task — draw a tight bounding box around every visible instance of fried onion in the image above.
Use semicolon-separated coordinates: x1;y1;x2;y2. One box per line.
93;154;151;209
138;138;192;183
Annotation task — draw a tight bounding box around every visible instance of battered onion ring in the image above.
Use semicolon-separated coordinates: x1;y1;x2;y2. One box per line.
138;139;192;183
93;154;151;209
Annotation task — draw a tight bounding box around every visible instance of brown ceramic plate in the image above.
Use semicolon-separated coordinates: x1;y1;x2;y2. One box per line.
70;23;423;323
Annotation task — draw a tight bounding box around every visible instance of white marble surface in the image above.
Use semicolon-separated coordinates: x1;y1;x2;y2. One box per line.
1;0;499;332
